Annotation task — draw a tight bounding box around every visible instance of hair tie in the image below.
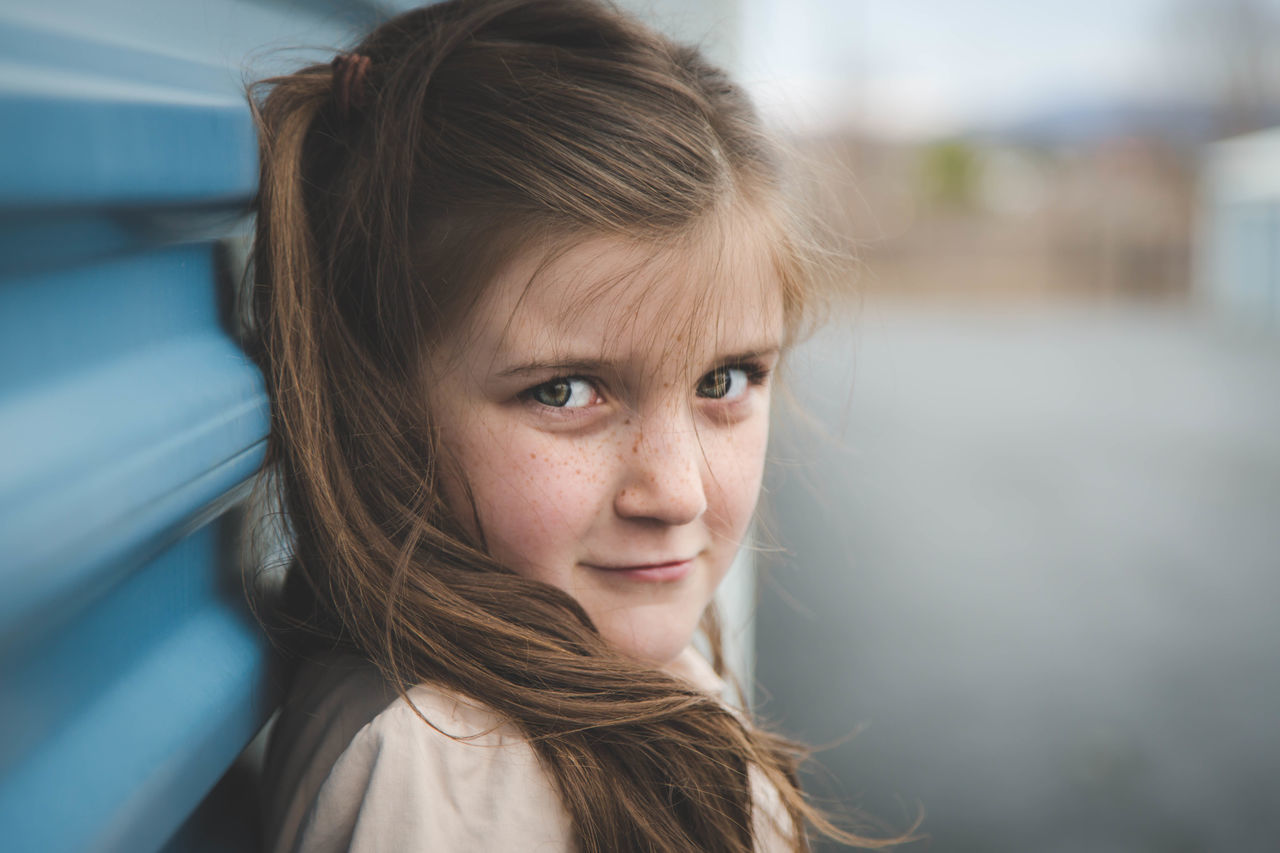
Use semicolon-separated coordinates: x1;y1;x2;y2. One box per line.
331;53;372;121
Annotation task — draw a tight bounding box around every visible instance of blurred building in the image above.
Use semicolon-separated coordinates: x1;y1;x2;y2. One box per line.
798;131;1197;304
1197;125;1280;329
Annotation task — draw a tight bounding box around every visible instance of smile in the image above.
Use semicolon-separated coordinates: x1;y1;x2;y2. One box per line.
582;559;694;583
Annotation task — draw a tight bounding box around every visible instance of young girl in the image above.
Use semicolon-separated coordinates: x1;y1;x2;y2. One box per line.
249;1;904;850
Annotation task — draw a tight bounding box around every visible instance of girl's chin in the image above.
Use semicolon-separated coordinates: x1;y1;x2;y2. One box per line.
601;626;696;670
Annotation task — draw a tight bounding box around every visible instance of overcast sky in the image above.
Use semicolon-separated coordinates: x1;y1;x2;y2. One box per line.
738;0;1280;138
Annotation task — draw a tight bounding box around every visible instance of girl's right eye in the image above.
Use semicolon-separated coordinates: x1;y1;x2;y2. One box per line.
526;376;596;409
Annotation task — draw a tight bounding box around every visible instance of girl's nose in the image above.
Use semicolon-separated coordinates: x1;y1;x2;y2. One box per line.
613;419;708;526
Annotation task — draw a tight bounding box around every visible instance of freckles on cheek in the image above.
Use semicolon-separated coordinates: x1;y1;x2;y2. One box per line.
508;435;599;505
463;427;607;563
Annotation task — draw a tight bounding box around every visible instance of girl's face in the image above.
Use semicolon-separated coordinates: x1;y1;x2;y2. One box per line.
430;228;783;666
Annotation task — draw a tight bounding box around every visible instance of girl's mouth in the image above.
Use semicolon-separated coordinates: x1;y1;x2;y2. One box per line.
583;559;694;582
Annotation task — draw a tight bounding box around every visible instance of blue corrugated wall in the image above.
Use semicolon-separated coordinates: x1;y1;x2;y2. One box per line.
0;2;407;849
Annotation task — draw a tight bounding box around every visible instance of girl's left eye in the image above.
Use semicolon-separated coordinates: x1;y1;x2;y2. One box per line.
527;376;596;409
696;366;751;401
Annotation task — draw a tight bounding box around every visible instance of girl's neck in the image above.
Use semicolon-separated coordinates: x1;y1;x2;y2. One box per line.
662;645;722;695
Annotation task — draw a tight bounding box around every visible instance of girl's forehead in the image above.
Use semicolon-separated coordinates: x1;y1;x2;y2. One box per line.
468;222;785;372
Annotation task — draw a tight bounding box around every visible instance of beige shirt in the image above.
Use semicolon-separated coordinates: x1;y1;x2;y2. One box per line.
262;649;789;852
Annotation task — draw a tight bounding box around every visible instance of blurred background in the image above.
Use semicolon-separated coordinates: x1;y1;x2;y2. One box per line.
1;0;1274;850
708;1;1280;850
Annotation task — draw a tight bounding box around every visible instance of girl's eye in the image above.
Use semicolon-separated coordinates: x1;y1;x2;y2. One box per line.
696;366;751;401
528;377;596;408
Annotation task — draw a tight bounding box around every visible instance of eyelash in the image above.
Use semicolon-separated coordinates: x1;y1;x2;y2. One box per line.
519;360;772;413
723;360;772;389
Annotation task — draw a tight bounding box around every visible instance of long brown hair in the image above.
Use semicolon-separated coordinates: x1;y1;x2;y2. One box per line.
248;1;908;849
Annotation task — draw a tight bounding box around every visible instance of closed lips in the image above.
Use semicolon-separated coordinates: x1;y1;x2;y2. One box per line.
582;559;695;582
584;558;692;571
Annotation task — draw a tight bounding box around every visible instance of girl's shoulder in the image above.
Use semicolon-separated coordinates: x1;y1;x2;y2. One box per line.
263;652;572;853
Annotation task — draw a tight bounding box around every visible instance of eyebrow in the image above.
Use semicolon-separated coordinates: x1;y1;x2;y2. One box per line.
496;345;782;378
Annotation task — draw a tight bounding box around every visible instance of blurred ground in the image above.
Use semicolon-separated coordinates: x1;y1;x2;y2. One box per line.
755;302;1280;852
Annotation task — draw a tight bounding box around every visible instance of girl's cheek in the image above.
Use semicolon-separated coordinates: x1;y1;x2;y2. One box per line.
472;428;614;548
705;418;770;522
523;449;603;524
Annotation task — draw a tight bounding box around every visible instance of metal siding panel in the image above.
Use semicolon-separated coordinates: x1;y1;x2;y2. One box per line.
0;21;256;207
0;241;270;606
0;519;278;853
0;2;415;849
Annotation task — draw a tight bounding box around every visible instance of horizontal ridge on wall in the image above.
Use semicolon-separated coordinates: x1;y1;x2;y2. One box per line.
0;243;270;645
0;519;280;853
0;18;257;206
0;17;260;279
